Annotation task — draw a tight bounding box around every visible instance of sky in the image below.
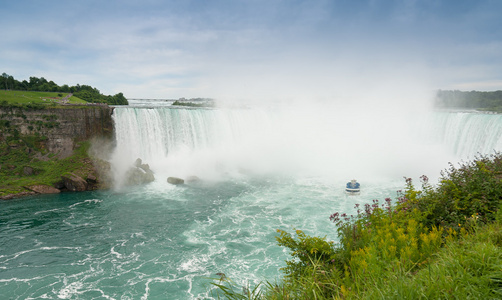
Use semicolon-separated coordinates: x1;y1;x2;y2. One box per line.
1;0;502;101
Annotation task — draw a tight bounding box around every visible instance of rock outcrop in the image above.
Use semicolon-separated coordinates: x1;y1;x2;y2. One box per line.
167;177;185;185
0;106;115;199
123;158;155;186
0;105;114;158
61;173;88;192
25;185;61;194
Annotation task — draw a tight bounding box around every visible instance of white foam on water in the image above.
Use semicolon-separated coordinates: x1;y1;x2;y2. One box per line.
68;199;103;208
34;208;64;215
57;281;83;299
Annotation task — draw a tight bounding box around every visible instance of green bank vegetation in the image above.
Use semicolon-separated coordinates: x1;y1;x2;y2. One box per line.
0;134;96;197
212;154;502;299
435;90;502;112
1;72;128;105
0;90;87;107
0;76;116;198
172;99;215;108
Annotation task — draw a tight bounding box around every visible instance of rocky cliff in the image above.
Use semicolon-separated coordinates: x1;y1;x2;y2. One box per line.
0;105;114;157
0;105;115;199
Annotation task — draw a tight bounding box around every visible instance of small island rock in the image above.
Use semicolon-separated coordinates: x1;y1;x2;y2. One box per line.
167;177;184;185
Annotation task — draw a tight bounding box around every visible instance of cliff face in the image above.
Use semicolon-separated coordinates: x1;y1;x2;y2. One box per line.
0;105;114;157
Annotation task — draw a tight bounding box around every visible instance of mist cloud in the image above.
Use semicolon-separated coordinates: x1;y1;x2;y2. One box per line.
1;0;501;98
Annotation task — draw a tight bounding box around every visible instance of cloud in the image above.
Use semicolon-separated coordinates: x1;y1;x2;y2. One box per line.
1;0;501;98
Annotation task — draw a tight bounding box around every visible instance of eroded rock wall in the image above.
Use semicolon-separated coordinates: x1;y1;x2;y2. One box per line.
0;105;114;157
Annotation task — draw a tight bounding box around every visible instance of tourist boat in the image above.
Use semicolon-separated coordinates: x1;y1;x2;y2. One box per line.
345;179;360;195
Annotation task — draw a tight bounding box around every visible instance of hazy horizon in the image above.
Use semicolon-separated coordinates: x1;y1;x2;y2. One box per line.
1;1;502;101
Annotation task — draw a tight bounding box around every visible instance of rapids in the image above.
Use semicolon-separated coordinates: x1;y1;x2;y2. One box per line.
1;102;501;299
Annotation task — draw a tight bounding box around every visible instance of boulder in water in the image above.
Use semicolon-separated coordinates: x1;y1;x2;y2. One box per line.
124;166;155;186
167;177;184;185
61;173;88;191
86;174;98;184
134;158;143;167
123;158;155;186
139;163;151;172
134;158;151;172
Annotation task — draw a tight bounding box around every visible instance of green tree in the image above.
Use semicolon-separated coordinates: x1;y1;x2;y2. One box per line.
1;73;8;89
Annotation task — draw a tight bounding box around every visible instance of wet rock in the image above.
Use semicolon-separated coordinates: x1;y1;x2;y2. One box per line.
86;174;98;184
61;173;88;192
134;158;143;167
92;158;112;187
125;167;155;185
0;191;36;200
124;158;155;186
167;177;184;185
54;180;66;189
25;185;61;194
85;173;102;191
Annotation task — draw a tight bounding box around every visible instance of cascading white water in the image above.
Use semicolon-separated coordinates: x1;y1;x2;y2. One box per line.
418;111;502;158
112;106;502;188
111;107;279;186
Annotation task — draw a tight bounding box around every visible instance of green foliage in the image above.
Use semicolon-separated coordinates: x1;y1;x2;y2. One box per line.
435;89;502;111
0;90;86;106
275;229;337;279
73;89;128;105
211;278;265;300
172;100;213;107
407;155;502;229
0;139;93;196
369;222;502;299
0;72;128;105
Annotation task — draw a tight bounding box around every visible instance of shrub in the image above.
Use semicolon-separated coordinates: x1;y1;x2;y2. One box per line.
401;154;502;230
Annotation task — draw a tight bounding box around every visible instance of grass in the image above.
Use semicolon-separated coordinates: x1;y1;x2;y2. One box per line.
0;137;95;197
370;221;502;299
0;90;86;105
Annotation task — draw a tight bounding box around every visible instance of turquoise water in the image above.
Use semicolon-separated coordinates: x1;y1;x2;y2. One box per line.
0;176;401;299
2;105;502;299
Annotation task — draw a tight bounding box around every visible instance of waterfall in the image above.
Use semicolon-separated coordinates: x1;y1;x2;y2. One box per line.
111;107;502;185
111;107;278;185
418;111;502;158
113;107;273;162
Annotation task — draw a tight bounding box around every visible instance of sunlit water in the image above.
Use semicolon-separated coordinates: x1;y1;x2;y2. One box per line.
1;102;501;299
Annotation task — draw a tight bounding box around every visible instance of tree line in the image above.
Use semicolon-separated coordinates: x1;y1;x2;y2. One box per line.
1;72;128;105
435;90;502;112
